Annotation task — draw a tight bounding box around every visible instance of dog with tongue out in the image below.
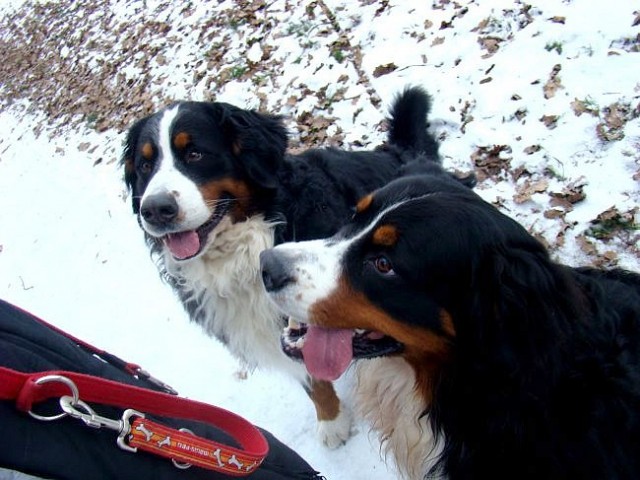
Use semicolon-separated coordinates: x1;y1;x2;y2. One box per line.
165;231;199;260
121;88;466;449
284;324;399;382
301;326;353;381
260;240;404;384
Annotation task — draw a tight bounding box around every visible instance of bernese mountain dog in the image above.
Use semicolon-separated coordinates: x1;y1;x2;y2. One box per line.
260;173;640;479
121;87;474;448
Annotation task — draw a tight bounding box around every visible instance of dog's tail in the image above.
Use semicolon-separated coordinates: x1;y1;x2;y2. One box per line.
387;86;439;157
387;87;477;188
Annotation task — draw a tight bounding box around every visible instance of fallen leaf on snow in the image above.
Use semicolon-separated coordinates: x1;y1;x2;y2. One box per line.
544;208;565;219
478;36;502;56
514;178;549;204
577;234;597;256
543;64;563;99
596;102;630;141
373;63;398;78
524;144;541;154
550;180;586;205
570;98;599;117
471;144;512;181
586;206;638;240
540;114;559;129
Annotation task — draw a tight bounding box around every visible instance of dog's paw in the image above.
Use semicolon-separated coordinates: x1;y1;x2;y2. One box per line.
317;406;353;449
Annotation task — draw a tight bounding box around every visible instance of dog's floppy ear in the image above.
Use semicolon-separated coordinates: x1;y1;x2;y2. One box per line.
214;103;288;189
120;117;149;214
467;233;582;363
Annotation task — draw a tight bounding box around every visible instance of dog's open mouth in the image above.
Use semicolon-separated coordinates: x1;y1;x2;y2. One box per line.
163;198;232;261
281;319;403;381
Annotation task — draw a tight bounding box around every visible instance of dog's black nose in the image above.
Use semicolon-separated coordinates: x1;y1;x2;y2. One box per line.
140;193;179;226
260;249;294;292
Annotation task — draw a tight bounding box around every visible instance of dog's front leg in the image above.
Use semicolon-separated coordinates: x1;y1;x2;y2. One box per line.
305;376;352;448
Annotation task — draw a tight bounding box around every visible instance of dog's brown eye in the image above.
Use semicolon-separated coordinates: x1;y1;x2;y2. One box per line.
373;256;394;274
140;161;152;174
186;150;202;163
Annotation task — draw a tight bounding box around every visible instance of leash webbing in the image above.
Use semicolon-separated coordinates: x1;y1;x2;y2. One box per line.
0;367;268;476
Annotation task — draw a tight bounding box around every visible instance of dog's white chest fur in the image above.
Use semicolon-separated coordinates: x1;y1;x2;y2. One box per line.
162;216;306;380
355;358;443;480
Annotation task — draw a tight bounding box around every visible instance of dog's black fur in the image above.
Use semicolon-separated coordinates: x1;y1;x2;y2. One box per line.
377;176;640;479
263;172;640;478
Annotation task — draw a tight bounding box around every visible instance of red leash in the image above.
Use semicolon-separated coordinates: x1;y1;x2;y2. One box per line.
0;367;268;476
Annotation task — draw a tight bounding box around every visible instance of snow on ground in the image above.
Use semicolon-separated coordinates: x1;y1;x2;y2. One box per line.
0;1;638;479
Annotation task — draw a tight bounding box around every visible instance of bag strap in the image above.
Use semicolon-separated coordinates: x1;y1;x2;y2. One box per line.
0;367;268;476
8;302;178;395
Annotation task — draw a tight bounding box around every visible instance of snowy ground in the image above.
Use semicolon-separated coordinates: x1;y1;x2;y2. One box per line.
0;1;638;479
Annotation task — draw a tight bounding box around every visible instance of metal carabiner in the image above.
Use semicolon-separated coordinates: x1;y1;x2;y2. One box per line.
59;395;144;453
27;375;80;421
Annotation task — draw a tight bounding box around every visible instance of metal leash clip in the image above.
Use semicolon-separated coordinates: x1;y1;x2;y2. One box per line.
59;394;144;453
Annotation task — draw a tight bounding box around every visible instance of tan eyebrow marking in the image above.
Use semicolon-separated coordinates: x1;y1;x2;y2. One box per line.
355;193;373;214
372;224;398;247
141;142;154;159
173;132;190;150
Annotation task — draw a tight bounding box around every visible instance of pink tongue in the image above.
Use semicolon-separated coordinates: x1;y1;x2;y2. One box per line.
164;231;200;260
301;325;353;381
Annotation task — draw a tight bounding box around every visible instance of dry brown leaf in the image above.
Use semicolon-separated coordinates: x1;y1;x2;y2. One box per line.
374;0;389;17
555;226;567;247
549;197;575;211
471;145;512;181
550;187;585;206
471;17;490;32
595;206;622;222
577;234;597;256
544;209;565;219
373;63;398;78
570;98;599;117
478;36;502;55
543;64;563;99
513;178;549;204
603;103;628;128
524;144;541;155
540;114;559;129
596;103;630;141
511;165;530;182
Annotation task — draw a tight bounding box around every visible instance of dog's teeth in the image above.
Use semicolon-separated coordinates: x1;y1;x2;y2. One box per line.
288;317;300;329
355;329;366;335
